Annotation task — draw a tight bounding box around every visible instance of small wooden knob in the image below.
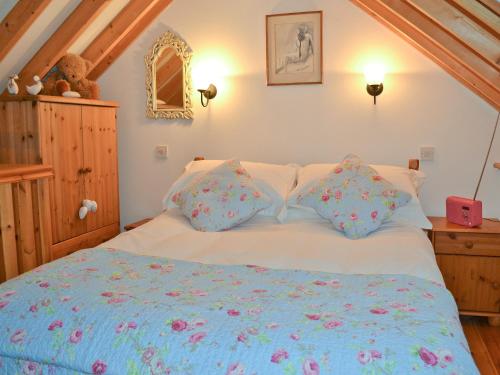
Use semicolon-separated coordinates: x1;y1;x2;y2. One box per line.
464;241;474;249
492;282;499;290
448;233;457;240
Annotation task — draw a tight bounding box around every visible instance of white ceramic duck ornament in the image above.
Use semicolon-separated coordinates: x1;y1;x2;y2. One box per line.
7;74;19;95
26;75;43;95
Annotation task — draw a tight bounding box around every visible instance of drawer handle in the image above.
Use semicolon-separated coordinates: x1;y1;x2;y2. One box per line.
448;233;457;240
464;241;474;249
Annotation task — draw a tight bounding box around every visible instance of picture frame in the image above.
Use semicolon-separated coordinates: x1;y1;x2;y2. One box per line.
266;11;323;86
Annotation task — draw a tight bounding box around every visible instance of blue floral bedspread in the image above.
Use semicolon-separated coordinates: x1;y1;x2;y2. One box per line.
0;248;478;375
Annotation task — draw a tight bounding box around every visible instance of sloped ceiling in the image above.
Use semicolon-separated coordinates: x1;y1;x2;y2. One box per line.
351;0;500;110
1;0;499;108
0;0;172;94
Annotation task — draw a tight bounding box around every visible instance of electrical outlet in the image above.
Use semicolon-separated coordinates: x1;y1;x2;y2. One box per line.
420;146;435;161
155;145;168;159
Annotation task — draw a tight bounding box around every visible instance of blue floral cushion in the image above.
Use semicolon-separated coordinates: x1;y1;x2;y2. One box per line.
297;154;411;239
173;160;272;231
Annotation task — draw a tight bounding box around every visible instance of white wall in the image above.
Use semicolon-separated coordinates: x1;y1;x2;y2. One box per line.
98;0;500;226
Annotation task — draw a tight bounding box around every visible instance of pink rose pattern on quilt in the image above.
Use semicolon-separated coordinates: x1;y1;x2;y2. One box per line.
173;160;271;231
0;248;477;374
297;154;412;239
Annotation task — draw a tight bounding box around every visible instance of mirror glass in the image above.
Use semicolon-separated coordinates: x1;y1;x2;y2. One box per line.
155;47;183;108
146;31;193;119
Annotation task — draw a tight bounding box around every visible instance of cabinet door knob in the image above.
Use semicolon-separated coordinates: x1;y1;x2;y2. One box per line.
448;233;457;240
464;241;474;249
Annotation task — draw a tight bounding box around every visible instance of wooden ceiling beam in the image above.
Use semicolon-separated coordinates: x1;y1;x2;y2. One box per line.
408;0;500;70
350;0;500;110
446;0;500;39
86;0;173;80
0;0;51;62
11;0;111;95
477;0;500;17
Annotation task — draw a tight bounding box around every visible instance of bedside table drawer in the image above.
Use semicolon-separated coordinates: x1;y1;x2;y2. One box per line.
434;232;500;256
436;255;500;313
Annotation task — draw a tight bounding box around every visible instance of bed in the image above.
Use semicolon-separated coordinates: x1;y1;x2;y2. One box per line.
0;158;479;374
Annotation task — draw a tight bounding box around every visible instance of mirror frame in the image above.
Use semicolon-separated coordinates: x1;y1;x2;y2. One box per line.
145;31;193;119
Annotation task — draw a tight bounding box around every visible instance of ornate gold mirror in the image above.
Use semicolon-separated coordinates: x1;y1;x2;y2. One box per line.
145;31;193;119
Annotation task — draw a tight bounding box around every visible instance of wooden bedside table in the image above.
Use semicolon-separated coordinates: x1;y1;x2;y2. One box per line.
124;218;152;231
428;216;500;326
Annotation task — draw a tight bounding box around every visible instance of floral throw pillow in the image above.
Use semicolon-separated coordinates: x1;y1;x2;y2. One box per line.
297;154;411;239
172;160;272;231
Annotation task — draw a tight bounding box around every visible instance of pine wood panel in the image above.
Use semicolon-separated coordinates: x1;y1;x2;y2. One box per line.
0;95;119;108
462;316;500;375
82;0;169;68
51;223;120;260
47;103;87;243
32;179;52;265
436;254;500;314
0;97;120;262
408;0;500;70
350;0;500;110
0;165;53;282
0;101;41;164
478;0;500;16
0;184;18;282
0;164;52;183
447;0;500;39
0;0;51;61
434;232;500;256
88;0;173;80
429;216;500;234
10;0;111;96
82;107;119;232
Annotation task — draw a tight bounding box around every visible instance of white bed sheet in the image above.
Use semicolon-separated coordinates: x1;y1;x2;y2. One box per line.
102;208;444;284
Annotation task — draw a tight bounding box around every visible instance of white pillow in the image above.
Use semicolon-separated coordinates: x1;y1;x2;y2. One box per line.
163;160;297;222
288;163;431;229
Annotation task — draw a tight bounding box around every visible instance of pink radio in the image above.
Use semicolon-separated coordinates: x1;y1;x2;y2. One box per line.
446;196;482;227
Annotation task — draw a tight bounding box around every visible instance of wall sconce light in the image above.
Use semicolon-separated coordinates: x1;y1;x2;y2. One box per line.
197;84;217;107
364;64;385;105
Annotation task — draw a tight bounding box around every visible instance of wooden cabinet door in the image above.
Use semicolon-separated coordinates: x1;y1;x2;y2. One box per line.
82;107;119;232
436;254;500;313
45;103;87;243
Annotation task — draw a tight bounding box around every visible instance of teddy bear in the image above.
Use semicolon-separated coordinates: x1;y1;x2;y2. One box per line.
42;53;100;99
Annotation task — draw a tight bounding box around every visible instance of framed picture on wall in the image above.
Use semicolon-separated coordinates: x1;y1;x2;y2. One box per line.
266;11;323;86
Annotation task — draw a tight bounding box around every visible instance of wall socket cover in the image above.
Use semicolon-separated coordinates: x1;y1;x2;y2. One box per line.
155;145;168;159
420;146;435;161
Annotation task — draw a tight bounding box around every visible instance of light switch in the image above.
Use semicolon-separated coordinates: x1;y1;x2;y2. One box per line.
155;145;168;159
420;146;435;161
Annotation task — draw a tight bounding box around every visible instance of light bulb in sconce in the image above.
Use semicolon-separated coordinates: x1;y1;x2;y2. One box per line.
363;63;385;104
192;57;229;108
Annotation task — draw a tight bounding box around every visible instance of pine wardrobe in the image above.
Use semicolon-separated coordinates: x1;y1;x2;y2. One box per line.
0;95;120;260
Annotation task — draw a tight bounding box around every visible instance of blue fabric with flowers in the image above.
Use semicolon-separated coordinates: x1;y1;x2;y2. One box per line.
0;248;478;374
297;154;412;239
172;159;271;232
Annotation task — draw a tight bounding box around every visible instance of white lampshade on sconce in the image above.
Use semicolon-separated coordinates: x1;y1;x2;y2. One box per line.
364;63;385;104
